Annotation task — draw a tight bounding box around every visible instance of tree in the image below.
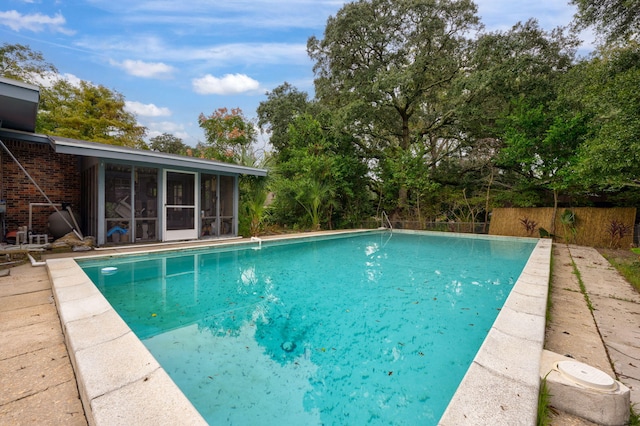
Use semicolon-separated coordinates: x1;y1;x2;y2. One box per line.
269;114;338;229
449;19;581;223
571;0;640;45
0;43;57;83
149;133;188;154
37;79;147;147
269;113;370;230
198;107;256;163
573;42;640;188
462;19;579;137
256;83;311;153
497;93;588;232
308;0;483;215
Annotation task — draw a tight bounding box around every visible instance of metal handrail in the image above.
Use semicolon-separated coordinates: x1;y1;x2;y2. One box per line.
382;211;392;231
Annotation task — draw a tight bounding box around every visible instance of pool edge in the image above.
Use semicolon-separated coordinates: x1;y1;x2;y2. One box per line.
46;256;208;426
48;230;549;425
438;238;552;425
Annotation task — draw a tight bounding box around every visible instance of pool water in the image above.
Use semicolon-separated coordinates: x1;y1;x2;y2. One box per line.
80;231;535;425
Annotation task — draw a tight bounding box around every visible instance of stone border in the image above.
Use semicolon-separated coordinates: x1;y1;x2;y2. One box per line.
439;238;551;425
47;231;551;425
47;256;207;425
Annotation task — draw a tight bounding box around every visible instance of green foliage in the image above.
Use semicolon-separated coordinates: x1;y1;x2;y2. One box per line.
268;113;370;230
1;43;146;148
37;79;147;147
497;96;583;192
0;43;57;83
602;252;640;295
148;133;188;154
573;43;640;189
559;209;577;243
239;176;269;237
257;83;311;153
571;0;640;46
376;148;440;217
538;228;555;238
198;107;256;163
469;19;578;123
8;4;640;233
537;374;552;426
630;406;640;426
308;0;482;213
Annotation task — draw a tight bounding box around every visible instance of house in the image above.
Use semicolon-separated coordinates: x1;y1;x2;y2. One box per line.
0;76;267;246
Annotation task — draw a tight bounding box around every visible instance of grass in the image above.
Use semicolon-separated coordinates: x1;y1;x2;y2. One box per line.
598;249;640;426
537;375;552;426
601;248;640;294
571;259;594;311
546;253;554;324
630;406;639;426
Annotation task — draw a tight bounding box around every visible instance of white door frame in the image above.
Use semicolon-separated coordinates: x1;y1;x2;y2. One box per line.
163;170;198;241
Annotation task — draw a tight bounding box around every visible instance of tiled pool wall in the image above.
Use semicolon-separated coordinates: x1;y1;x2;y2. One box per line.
47;230;551;425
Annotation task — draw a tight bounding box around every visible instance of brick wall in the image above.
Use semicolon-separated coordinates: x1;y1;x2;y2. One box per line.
0;138;81;240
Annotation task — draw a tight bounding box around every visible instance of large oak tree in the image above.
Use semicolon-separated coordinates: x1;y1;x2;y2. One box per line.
571;0;640;45
308;0;483;215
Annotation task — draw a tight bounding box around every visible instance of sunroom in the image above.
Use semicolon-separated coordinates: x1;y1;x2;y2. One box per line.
51;137;267;246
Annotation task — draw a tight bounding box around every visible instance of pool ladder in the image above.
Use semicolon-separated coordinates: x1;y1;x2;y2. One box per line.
382;211;393;232
251;236;263;250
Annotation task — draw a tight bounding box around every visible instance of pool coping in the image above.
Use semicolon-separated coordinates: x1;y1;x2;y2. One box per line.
47;230;550;425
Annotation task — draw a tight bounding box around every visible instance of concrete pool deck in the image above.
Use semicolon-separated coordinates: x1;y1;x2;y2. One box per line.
1;232;638;424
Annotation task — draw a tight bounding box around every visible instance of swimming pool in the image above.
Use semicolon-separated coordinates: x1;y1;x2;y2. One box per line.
78;231;536;425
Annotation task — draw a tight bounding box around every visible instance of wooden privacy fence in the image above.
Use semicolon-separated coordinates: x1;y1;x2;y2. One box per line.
489;207;637;248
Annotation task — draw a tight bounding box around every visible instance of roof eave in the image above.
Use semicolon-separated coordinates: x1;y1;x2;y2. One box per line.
50;136;267;176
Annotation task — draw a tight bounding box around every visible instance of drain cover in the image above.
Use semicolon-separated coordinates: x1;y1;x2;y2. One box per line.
557;360;616;391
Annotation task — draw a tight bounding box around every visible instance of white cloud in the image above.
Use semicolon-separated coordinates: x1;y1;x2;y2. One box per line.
148;120;187;133
77;36;309;68
145;121;194;144
147;128;191;141
73;0;341;30
125;101;172;117
191;43;309;67
192;73;260;95
111;59;175;79
0;10;75;35
33;72;84;88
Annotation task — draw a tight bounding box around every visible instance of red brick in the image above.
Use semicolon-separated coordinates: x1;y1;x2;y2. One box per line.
1;139;81;238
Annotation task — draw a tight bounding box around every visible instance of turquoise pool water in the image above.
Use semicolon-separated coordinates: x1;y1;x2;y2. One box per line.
79;231;536;425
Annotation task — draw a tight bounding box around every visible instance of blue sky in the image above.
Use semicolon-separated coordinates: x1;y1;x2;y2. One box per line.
1;0;592;147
